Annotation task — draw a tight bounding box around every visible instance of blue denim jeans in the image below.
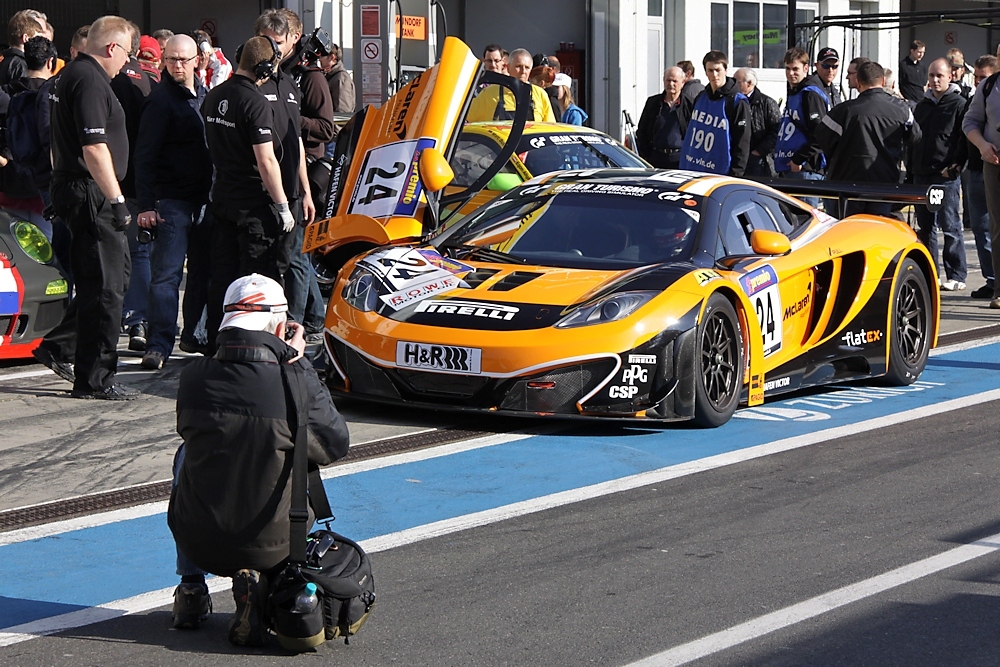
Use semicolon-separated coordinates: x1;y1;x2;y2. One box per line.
966;169;993;286
914;175;967;282
779;170;824;209
172;444;207;578
122;199;149;327
285;222;327;332
146;199;199;355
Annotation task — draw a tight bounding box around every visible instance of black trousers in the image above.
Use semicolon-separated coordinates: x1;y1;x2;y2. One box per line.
41;177;131;391
206;200;294;352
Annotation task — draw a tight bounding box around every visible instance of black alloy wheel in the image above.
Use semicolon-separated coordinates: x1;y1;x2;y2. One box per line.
693;293;743;427
884;257;931;385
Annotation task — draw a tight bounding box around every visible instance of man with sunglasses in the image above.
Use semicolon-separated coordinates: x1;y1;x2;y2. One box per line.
133;34;212;370
814;47;843;107
35;16;137;399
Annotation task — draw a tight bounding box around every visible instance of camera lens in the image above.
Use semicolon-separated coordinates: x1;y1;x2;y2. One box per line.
137;227;157;244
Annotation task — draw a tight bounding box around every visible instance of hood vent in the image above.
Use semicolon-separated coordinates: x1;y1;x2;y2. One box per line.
488;271;544;291
461;268;500;288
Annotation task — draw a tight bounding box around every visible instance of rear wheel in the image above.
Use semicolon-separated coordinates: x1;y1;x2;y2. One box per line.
693;294;743;427
884;257;931;385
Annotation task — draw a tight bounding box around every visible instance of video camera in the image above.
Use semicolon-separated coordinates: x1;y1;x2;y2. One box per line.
292;27;334;74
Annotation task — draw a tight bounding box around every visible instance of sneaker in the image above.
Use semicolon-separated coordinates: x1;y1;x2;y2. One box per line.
141;350;165;370
992;297;1000;309
971;284;994;299
128;323;147;351
228;569;266;647
70;383;141;401
178;338;207;355
32;346;75;383
172;582;212;629
304;332;324;345
940;279;966;291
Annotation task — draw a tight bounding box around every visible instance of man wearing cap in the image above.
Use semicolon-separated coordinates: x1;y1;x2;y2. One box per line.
168;273;349;644
814;47;843;107
137;35;161;82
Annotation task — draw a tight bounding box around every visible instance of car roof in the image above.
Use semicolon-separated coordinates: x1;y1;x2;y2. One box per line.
463;121;610;139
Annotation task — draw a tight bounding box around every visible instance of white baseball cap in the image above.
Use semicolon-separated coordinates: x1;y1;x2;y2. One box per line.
553;72;573;88
219;273;288;331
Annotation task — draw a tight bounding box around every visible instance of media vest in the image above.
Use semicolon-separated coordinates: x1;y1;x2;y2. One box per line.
680;91;745;175
774;84;829;172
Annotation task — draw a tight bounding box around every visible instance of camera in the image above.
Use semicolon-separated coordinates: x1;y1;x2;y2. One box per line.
291;28;334;78
137;226;158;244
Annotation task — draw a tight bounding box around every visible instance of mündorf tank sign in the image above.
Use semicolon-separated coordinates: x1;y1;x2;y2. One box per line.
395;15;426;40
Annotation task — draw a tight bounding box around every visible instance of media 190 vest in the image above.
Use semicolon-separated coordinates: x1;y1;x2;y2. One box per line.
680;92;744;175
774;85;829;172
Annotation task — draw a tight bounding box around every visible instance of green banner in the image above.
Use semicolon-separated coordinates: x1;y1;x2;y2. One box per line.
733;29;759;46
762;28;783;44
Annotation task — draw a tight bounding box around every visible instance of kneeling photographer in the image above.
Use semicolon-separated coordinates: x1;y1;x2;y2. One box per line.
167;274;350;646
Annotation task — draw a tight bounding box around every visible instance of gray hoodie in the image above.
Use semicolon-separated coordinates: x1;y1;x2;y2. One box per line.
962;75;1000;149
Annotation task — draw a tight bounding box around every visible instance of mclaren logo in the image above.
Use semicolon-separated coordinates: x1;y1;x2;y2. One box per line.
414;299;519;320
392;73;422;140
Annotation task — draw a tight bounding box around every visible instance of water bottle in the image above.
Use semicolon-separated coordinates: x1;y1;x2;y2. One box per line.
291;582;320;614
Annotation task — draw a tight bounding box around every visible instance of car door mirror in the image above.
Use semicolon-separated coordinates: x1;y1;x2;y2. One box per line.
419;147;455;192
750;229;791;255
487;173;522;191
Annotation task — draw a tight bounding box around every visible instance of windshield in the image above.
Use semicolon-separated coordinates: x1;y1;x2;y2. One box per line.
433;183;702;270
516;133;647;174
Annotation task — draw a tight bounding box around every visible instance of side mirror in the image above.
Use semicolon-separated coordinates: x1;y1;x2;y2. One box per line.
750;229;791;255
487;172;522;192
419;147;455;192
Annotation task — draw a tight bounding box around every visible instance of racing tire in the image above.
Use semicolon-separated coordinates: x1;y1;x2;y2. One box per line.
883;257;931;386
693;293;743;428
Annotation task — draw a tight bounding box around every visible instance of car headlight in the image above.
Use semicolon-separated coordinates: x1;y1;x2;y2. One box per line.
12;221;53;264
555;290;658;328
341;266;381;312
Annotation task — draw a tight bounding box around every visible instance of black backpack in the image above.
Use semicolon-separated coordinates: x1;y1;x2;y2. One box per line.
267;364;376;652
6;88;44;172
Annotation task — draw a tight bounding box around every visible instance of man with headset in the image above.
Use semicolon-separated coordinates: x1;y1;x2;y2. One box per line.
202;35;294;352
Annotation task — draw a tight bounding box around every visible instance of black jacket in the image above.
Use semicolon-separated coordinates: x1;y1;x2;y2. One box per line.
168;328;350;577
133;75;212;211
0;48;26;93
911;84;968;178
898;57;928;104
815;87;921;184
636;91;684;166
747;87;780;160
680;78;704;111
110;57;152;199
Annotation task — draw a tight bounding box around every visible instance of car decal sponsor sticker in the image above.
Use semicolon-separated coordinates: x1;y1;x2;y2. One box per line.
415;248;474;275
628;354;657;365
763;376;790;392
348;137;436;219
840;328;883;347
414;299;518;320
783;292;810;320
550;182;655;197
0;259;19;316
381;274;462;310
693;269;722;286
739;265;782;357
396;341;482;373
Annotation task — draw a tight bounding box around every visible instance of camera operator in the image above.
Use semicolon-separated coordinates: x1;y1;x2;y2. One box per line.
281;17;335;160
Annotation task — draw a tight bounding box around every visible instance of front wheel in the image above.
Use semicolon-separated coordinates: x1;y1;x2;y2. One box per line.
883;257;931;385
693;294;744;427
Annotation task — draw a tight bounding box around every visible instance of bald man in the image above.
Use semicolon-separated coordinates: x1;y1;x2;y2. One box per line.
133;33;214;369
911;58;969;290
637;66;686;168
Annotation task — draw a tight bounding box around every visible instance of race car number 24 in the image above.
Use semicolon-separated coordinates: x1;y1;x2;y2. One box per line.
739;265;782;357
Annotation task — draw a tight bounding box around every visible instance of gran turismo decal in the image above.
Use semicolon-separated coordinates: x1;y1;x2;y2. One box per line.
841;328;883;346
551;182;655;197
414;299;519;320
396;341;482;374
657;191;693;202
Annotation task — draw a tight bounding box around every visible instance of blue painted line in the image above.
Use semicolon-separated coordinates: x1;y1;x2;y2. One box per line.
1;343;997;630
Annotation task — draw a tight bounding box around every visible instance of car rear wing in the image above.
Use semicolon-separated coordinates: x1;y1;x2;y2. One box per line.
748;178;945;218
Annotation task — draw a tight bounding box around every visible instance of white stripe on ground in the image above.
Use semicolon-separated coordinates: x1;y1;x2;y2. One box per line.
625;533;1000;667
2;388;998;647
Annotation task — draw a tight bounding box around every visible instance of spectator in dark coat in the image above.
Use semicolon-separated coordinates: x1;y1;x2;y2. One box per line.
814;47;844;107
898;40;928;106
677;59;704;111
0;10;44;94
734;67;780;177
636;66;686;168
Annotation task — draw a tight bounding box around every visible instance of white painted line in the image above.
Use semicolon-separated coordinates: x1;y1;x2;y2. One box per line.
3;387;996;647
626;533;1000;667
0;357;148;383
0;501;168;547
931;334;1000;356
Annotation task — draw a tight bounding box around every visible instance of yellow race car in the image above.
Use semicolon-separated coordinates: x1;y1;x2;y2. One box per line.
321;168;940;426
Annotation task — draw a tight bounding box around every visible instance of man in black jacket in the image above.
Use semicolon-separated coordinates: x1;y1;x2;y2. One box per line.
168;273;350;644
816;61;921;216
814;47;844;107
912;58;968;290
898;40;928;107
133;34;212;370
734;67;780;177
637;66;686;168
0;10;44;92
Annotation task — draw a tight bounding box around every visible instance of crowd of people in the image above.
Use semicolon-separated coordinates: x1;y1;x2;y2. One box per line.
0;9;356;399
636;40;1000;308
